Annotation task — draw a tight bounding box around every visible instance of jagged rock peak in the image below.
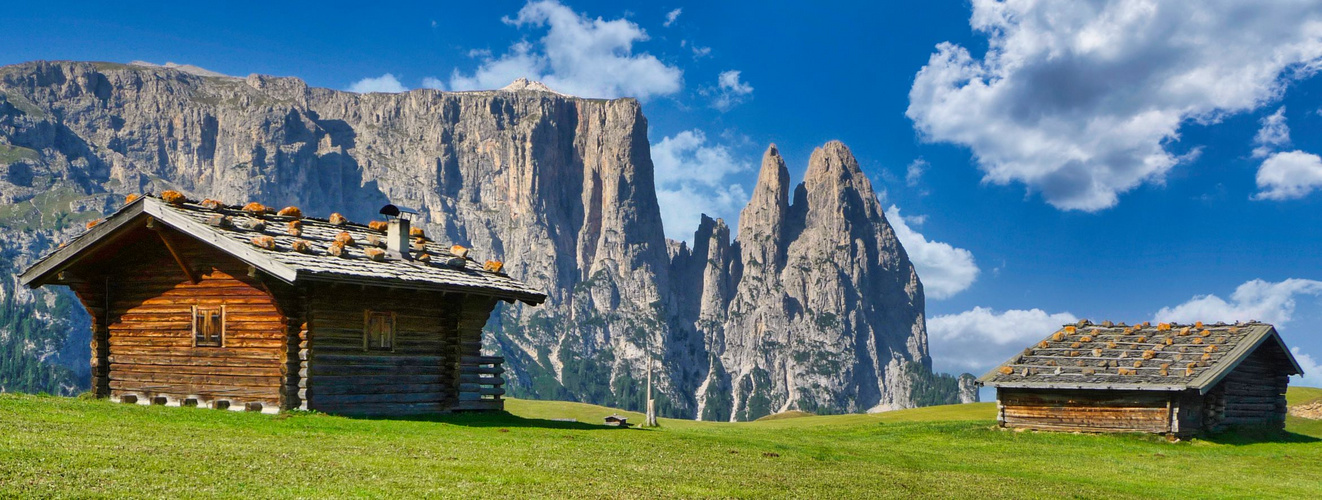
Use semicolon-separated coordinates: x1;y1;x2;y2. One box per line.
500;78;571;96
803;140;885;206
736;143;792;268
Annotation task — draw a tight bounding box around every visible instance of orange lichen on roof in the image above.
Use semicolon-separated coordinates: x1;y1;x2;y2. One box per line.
1093;348;1103;357
277;206;303;219
1117;368;1136;376
329;213;347;226
1080;335;1093;342
1194;321;1203;329
287;220;303;236
1157;323;1172;331
201;199;224;210
1199;329;1211;337
1160;363;1171;376
1204;345;1218;353
291;240;312;253
1107;340;1117;349
364;248;385;261
160;190;188;205
1132;360;1143;368
417;253;431;263
1178;327;1191;336
1142;350;1155;360
335;232;355;246
450;245;470;259
86;219;103;229
243;202;268;215
410;227;426;239
999;366;1014;375
1070;341;1082;348
328;240;346;257
1136;336;1146;343
1063;325;1077;334
484;260;504;273
1052;331;1065;341
125;194;141;204
250;236;275;250
1192;337;1204;344
368;221;388;231
1165;337;1174;346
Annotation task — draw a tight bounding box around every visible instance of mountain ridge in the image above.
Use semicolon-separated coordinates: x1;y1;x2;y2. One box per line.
0;60;967;418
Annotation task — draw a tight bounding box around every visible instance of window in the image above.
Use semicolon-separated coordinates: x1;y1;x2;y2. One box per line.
364;311;395;351
192;306;225;347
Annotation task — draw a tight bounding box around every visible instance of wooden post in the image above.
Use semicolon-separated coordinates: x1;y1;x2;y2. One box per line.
645;358;657;427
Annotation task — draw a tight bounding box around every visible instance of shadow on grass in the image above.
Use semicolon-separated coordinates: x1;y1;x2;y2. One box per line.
340;411;639;431
1198;425;1321;445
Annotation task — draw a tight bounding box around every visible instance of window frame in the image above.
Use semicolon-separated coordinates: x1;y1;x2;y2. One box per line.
191;305;226;348
363;310;396;352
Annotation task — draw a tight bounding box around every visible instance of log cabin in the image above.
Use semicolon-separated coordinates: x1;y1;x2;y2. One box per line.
19;194;545;415
979;320;1303;437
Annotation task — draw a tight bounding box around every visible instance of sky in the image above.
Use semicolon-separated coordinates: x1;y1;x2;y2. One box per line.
4;0;1322;388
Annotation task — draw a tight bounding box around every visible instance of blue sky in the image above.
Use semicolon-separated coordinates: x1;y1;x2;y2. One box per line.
4;0;1322;386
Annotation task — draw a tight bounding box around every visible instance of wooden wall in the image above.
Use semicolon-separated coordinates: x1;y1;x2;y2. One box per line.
1203;342;1291;431
301;283;470;415
87;228;288;411
997;389;1175;434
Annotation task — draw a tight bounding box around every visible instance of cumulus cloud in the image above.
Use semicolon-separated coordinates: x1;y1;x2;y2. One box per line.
885;205;979;300
448;0;682;99
420;77;445;90
1154;278;1322;325
1291;348;1322;387
907;0;1322;211
664;8;682;27
1252;107;1291;158
349;74;407;93
929;307;1078;373
704;70;754;111
651;130;751;241
1254;150;1322;201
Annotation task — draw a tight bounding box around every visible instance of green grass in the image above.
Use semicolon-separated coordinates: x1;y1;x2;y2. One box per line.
0;144;38;164
1;390;1320;498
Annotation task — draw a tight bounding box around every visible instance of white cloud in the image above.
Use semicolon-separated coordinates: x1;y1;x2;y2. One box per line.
906;158;928;187
907;0;1322;212
691;44;712;59
664;8;682;27
420;77;445;90
651;130;751;241
349;74;407;93
885;205;979;300
705;70;754;111
448;0;682;99
1291;347;1322;388
929;307;1078;374
1253;107;1291;158
1254;150;1322;201
1154;278;1322;325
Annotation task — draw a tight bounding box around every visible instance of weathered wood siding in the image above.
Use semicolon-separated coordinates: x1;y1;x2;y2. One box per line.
998;389;1174;434
1203;342;1291;431
99;231;288;410
301;283;470;415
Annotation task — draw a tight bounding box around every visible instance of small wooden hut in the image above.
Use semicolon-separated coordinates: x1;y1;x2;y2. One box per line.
979;320;1303;437
20;194;545;415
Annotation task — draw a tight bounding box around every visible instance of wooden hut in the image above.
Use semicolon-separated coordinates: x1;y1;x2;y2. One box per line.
20;194;545;415
979;320;1303;437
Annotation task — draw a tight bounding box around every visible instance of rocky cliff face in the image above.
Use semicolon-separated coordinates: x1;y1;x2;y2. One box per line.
0;61;941;418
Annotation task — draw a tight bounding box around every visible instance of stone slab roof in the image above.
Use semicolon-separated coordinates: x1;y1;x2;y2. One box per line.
20;195;546;305
979;320;1303;394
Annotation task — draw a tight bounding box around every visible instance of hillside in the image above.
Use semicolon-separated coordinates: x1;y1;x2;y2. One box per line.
0;60;951;418
1;391;1320;497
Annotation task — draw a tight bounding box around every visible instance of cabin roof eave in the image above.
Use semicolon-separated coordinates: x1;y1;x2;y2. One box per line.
19;197;301;288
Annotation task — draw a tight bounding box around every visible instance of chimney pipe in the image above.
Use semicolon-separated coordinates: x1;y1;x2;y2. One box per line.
387;218;411;260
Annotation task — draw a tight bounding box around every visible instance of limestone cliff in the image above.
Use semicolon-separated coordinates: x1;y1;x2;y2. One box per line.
0;61;940;418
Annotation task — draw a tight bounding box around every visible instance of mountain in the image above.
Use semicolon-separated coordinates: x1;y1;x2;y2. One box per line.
0;61;963;418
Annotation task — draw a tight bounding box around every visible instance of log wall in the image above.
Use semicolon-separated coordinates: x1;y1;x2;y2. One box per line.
997;389;1174;434
301;283;473;415
98;231;287;411
1203;342;1291;431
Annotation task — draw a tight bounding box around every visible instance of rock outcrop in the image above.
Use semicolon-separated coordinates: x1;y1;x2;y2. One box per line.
0;61;940;418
